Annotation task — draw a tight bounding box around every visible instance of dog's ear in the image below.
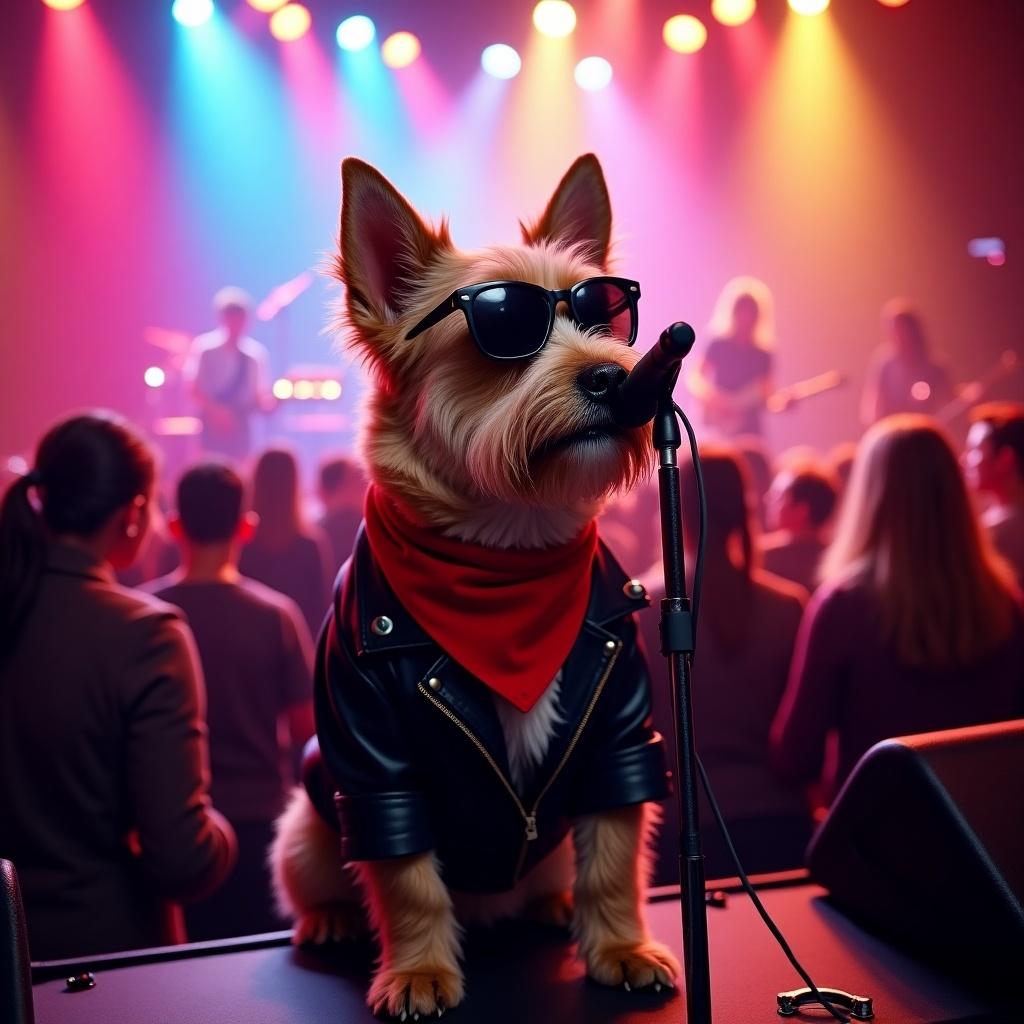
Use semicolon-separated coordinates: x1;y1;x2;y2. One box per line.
337;158;451;326
521;154;612;268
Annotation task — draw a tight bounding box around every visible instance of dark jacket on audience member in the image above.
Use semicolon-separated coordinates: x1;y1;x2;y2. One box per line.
771;576;1024;802
239;529;333;638
642;570;811;880
0;543;235;960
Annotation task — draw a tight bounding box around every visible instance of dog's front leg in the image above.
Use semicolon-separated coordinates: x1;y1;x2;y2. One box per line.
572;803;680;992
356;852;464;1018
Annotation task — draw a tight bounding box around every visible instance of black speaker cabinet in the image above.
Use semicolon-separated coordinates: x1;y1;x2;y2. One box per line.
807;718;1024;990
1;859;35;1024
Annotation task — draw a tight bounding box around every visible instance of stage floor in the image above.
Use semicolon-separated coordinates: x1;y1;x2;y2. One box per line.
31;879;1010;1024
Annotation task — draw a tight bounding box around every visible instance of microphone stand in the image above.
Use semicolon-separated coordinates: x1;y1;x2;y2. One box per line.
653;392;712;1024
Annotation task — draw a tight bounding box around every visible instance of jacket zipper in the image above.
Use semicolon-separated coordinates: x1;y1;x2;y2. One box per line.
416;637;621;883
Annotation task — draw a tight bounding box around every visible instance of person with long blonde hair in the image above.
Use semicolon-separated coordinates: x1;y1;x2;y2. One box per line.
687;276;776;439
770;415;1024;802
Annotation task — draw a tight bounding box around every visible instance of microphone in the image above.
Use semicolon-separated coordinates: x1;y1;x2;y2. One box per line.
611;322;696;427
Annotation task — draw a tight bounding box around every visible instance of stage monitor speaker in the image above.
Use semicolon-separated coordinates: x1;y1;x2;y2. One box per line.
807;718;1024;992
1;859;35;1024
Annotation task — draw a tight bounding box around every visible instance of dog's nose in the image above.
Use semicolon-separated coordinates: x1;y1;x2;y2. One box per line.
576;363;628;404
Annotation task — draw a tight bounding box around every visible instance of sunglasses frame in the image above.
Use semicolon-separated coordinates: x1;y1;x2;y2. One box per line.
404;276;642;360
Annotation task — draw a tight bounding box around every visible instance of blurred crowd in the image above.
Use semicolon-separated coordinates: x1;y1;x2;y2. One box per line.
1;399;1022;958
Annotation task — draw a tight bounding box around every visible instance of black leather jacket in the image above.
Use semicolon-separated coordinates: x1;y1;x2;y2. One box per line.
304;526;669;894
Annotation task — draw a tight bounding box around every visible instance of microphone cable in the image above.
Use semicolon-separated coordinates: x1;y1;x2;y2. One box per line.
673;401;851;1024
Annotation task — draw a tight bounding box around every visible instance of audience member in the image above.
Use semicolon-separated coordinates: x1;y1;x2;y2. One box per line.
827;442;857;495
733;435;773;528
641;446;811;882
0;412;235;959
761;462;839;592
240;447;332;636
771;416;1024;804
317;454;366;572
964;402;1024;585
151;462;315;940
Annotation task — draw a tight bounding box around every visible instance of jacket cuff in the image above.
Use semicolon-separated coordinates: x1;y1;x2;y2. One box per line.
336;791;436;861
570;735;671;817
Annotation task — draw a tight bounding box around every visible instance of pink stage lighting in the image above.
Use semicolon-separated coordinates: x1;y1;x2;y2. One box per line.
42;0;86;10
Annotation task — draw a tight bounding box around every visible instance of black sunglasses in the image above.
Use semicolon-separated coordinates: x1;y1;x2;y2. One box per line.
404;277;641;361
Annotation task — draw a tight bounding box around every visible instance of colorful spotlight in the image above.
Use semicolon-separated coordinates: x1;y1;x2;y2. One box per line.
272;378;294;400
877;0;910;5
574;57;613;92
246;0;286;11
381;31;421;69
663;15;708;54
269;3;311;42
171;0;214;28
788;0;830;14
712;0;757;27
533;1;577;38
321;380;343;401
42;0;86;10
144;367;166;389
336;15;376;51
481;44;522;80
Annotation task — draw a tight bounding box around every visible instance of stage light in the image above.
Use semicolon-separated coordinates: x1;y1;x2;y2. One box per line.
910;381;931;402
712;0;756;27
269;3;311;42
293;379;315;400
246;0;286;11
788;0;830;14
381;31;421;69
574;57;613;91
273;378;294;400
171;0;214;28
144;366;166;389
663;15;708;54
876;0;910;6
481;44;522;80
533;1;577;38
42;0;86;10
336;15;375;51
321;380;343;401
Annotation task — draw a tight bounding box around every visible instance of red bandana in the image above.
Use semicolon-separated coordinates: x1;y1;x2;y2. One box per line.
363;486;598;712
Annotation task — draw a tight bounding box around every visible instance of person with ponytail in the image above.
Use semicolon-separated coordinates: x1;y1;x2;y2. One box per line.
0;411;235;959
771;415;1024;804
639;445;812;881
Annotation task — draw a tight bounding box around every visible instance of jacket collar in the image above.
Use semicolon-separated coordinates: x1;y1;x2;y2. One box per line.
44;541;115;584
351;523;649;657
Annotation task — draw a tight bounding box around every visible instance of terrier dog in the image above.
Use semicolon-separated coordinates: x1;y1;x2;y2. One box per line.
271;154;679;1018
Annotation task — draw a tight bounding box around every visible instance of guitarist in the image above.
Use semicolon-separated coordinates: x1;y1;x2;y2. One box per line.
188;287;275;462
860;299;954;425
688;276;776;439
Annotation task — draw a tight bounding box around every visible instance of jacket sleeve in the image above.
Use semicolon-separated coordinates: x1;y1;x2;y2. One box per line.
769;586;845;783
314;612;436;861
123;611;237;900
568;615;670;817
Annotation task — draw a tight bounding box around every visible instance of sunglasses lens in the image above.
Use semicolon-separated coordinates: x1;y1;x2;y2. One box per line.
572;281;636;344
471;285;551;358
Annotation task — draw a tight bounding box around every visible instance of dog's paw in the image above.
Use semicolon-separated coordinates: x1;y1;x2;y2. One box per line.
291;903;368;946
368;965;464;1020
586;940;680;993
524;890;574;929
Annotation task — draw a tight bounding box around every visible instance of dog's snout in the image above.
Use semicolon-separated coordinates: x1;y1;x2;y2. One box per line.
576;363;628;405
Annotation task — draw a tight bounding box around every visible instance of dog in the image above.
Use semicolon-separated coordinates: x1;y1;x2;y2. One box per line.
271;154;680;1018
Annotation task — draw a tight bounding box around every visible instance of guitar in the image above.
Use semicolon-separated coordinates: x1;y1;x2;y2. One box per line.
703;370;846;436
936;349;1019;424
